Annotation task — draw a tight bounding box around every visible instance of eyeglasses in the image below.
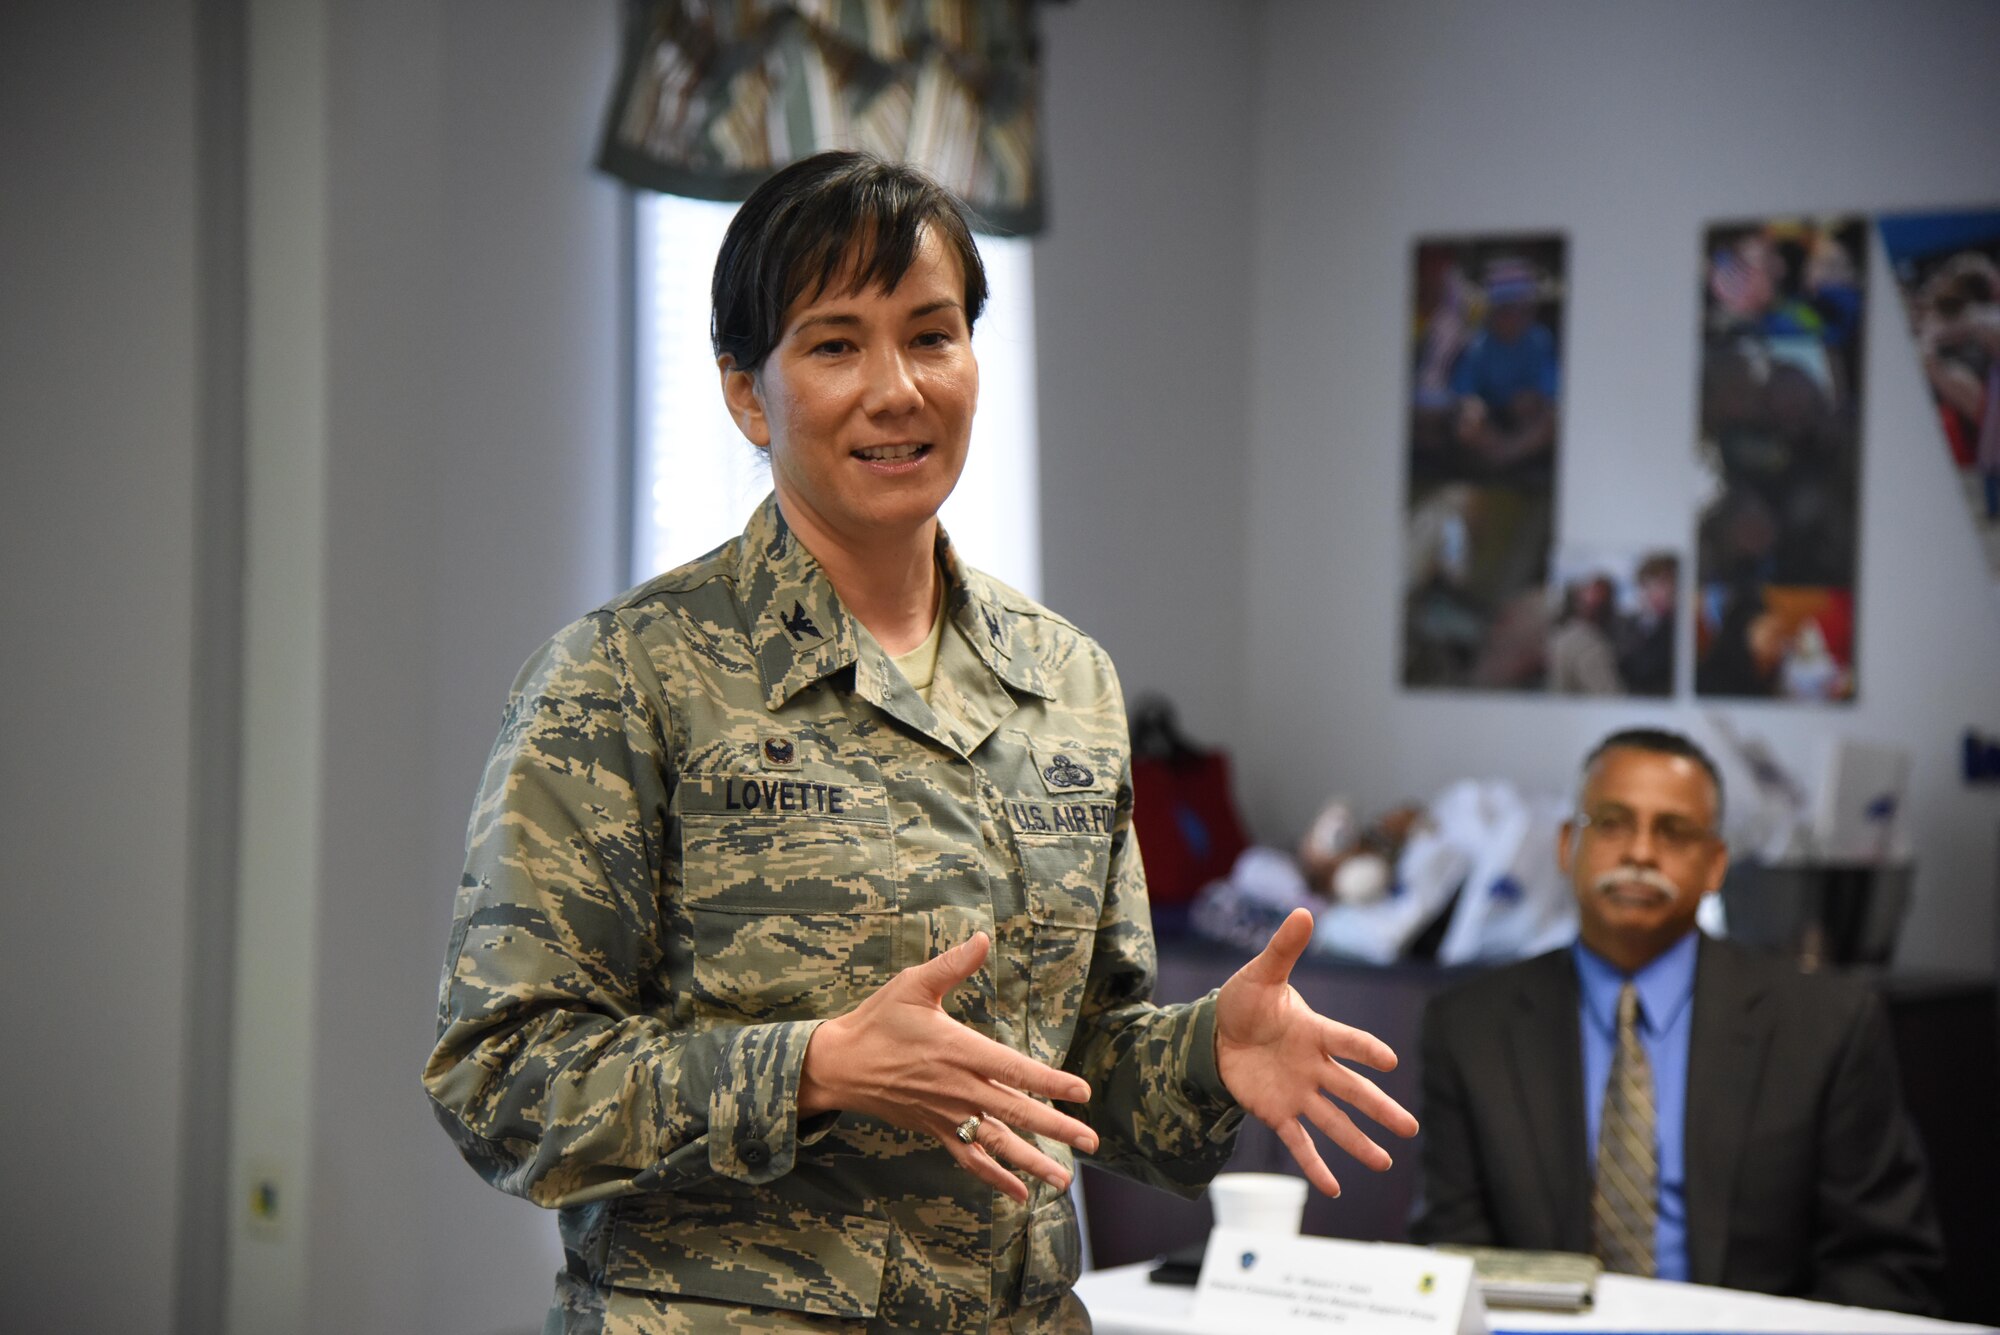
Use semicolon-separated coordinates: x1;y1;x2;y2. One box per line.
1574;808;1718;856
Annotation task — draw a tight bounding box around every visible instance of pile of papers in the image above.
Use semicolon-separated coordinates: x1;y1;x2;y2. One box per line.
1434;1245;1602;1312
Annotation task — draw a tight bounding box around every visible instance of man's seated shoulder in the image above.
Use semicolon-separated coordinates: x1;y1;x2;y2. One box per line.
1424;948;1569;1035
1706;936;1893;1057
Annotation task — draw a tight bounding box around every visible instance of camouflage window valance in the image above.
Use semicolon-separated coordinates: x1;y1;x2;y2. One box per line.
597;0;1049;235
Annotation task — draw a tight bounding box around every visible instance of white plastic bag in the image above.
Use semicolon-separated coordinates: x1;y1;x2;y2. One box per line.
1430;780;1577;964
1310;779;1576;965
1310;826;1471;964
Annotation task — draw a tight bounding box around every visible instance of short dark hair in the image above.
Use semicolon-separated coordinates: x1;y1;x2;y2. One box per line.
1635;552;1677;585
710;151;988;374
1581;727;1725;819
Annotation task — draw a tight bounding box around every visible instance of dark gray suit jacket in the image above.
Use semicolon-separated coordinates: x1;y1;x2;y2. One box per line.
1410;934;1944;1315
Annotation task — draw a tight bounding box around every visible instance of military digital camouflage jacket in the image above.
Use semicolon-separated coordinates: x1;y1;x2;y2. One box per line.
426;496;1243;1332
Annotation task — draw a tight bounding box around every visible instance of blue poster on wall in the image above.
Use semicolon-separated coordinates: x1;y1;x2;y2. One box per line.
1693;216;1868;702
1402;234;1567;691
1878;207;2000;603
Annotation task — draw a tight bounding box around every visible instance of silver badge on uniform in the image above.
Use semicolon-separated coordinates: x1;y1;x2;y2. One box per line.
1040;751;1095;791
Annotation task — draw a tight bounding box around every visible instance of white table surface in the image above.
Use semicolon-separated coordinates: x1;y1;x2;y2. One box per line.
1075;1259;1993;1334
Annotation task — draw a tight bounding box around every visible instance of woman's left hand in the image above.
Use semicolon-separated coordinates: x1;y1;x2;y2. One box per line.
1214;907;1420;1197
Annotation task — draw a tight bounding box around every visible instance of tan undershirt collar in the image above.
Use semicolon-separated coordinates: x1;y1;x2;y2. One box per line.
889;576;948;701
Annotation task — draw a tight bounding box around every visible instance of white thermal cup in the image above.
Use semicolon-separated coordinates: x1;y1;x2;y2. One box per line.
1207;1172;1308;1236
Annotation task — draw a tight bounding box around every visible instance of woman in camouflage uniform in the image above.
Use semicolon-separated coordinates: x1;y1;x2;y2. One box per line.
425;152;1417;1333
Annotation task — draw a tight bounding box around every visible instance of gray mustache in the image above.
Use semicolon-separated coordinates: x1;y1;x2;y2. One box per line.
1591;866;1680;897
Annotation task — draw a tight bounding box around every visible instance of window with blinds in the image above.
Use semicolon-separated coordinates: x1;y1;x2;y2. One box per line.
631;193;1042;599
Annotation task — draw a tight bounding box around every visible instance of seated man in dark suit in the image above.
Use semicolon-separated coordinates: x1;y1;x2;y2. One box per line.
1411;728;1943;1314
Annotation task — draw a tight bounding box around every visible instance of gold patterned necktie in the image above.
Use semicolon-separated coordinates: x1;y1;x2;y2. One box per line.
1592;981;1657;1276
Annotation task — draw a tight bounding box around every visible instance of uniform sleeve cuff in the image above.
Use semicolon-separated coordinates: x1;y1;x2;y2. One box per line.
1186;992;1244;1134
707;1018;825;1183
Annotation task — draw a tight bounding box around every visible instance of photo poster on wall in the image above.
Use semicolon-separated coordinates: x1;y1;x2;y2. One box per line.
1694;215;1868;702
1545;548;1680;697
1402;233;1566;691
1878;207;2000;596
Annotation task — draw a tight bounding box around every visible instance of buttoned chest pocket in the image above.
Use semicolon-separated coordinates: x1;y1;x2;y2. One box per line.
676;772;895;1023
1008;759;1120;1063
1016;832;1110;1065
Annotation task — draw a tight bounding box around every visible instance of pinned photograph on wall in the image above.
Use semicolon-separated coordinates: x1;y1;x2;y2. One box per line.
1545;549;1680;697
1694;216;1867;701
1404;234;1566;690
1404;483;1554;689
1878;207;2000;589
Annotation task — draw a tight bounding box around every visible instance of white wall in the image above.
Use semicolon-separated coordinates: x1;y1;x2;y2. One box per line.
1034;0;1260;751
1236;0;2000;971
298;2;623;1330
9;2;1999;1328
4;1;623;1331
0;4;201;1330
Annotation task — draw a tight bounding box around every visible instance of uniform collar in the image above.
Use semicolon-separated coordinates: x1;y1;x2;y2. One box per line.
740;494;1053;711
936;525;1052;704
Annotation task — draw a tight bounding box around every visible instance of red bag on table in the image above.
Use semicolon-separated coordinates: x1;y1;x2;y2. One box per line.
1127;697;1250;907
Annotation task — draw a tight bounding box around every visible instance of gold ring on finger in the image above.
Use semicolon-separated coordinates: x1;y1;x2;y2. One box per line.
955;1114;983;1145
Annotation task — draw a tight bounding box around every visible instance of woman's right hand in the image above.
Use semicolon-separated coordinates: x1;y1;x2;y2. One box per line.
798;933;1098;1203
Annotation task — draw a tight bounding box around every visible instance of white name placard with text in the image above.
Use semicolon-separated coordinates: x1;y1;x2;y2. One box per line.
1189;1229;1485;1335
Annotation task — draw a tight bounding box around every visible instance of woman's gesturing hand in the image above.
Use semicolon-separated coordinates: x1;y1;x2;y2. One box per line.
799;933;1099;1203
1214;907;1421;1198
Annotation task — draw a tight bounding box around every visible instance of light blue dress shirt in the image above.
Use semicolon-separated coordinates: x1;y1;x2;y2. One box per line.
1574;931;1698;1282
